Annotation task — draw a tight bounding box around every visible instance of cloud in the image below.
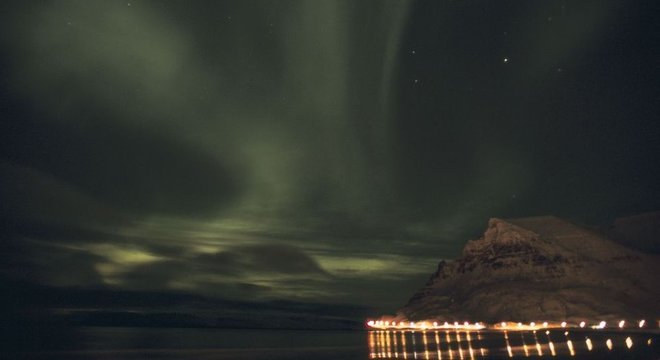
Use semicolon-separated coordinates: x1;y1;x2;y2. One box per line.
0;239;105;288
106;243;329;299
221;243;331;276
0;112;241;218
0;161;125;231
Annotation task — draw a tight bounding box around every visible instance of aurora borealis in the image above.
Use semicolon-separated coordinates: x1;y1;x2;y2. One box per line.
1;0;659;318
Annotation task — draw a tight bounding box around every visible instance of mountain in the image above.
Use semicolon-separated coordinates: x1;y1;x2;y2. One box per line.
396;216;660;323
604;212;660;254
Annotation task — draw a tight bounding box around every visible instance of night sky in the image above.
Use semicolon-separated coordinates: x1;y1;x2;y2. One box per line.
1;0;659;318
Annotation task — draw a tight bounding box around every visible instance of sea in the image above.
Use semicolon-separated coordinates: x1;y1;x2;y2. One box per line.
5;326;659;359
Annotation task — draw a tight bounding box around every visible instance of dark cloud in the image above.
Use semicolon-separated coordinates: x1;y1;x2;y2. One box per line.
0;161;126;237
0;239;104;288
0;109;241;218
118;260;185;291
220;244;330;276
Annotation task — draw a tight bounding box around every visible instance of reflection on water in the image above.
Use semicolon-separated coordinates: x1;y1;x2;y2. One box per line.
6;326;658;359
368;329;658;359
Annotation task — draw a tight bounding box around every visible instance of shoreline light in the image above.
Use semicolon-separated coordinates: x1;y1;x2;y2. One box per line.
365;318;655;332
585;337;593;351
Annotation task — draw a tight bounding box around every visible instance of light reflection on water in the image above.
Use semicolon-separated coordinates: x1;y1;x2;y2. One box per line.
368;329;658;359
8;327;659;359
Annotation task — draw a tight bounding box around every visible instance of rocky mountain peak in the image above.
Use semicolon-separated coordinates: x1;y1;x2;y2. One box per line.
396;216;659;323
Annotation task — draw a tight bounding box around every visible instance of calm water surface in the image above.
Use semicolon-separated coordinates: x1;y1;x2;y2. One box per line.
9;327;659;359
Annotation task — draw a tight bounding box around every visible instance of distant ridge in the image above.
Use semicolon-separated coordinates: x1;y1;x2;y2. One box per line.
396;216;660;322
604;211;660;254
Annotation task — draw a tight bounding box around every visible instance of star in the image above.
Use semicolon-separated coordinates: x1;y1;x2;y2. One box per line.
411;50;416;55
503;58;509;63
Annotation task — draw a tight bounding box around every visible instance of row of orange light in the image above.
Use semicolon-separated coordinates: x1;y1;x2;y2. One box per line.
367;320;486;330
367;319;650;330
497;319;648;330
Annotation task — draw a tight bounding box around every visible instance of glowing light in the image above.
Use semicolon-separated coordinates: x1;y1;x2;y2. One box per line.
567;340;575;356
504;331;513;358
434;331;442;360
369;331;376;358
386;331;392;358
648;338;652;346
548;341;556;357
585;337;593;351
639;319;646;328
366;317;637;333
606;338;613;350
626;337;633;349
520;332;529;357
532;331;543;356
410;331;417;359
457;331;464;360
393;330;399;358
466;332;475;360
446;331;453;360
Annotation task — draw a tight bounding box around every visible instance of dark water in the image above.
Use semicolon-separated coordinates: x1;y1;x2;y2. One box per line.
6;327;659;359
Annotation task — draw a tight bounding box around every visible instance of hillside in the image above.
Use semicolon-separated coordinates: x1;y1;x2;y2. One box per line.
396;216;660;323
